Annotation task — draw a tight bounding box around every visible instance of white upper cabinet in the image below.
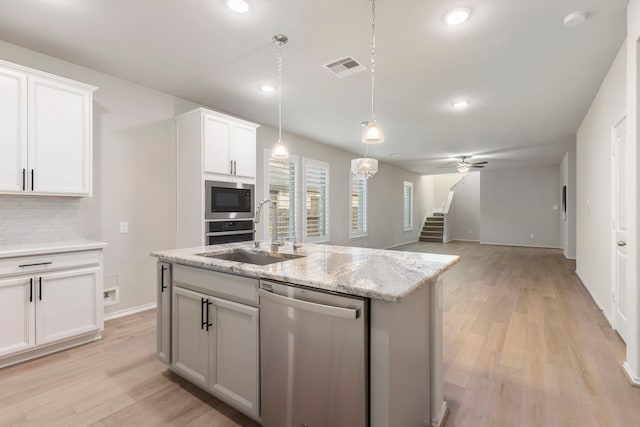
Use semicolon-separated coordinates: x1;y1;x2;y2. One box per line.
0;66;27;193
0;59;97;197
178;108;259;182
203;115;233;176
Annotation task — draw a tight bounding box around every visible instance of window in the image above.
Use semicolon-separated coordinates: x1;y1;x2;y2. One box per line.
351;174;367;237
266;153;298;241
403;181;414;231
303;159;329;242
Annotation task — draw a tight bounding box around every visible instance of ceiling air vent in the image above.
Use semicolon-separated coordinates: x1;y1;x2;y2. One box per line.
323;56;366;78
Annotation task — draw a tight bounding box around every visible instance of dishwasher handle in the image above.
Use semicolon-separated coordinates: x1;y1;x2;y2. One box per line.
259;289;359;320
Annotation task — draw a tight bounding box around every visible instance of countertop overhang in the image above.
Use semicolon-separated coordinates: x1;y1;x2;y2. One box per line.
0;240;108;259
151;242;459;302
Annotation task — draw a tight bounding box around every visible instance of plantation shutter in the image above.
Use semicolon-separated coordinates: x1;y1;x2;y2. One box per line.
403;181;414;230
304;161;329;241
351;175;367;236
268;158;297;241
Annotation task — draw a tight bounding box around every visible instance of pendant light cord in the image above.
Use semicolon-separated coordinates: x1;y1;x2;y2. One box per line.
370;0;376;121
278;42;283;142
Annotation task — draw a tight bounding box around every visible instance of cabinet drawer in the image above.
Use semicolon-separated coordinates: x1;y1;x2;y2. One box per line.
0;250;101;278
173;264;258;305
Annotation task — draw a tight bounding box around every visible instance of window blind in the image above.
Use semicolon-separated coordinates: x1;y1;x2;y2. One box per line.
351;175;367;236
403;181;414;230
304;162;329;240
268;158;297;241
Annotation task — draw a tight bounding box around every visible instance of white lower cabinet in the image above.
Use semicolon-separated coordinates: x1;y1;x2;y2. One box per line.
0;276;35;357
0;247;104;368
35;267;100;346
170;272;259;421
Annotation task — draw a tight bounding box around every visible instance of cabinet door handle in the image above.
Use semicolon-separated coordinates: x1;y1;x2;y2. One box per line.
160;265;167;292
200;297;206;330
233;160;237;175
230;160;233;174
206;299;213;331
22;168;26;191
18;261;53;268
38;277;42;301
29;278;33;303
31;169;34;191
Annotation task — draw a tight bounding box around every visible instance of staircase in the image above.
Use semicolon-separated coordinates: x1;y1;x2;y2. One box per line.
420;213;444;242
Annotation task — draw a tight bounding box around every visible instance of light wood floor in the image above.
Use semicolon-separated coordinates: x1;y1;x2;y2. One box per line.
1;241;640;426
401;241;640;427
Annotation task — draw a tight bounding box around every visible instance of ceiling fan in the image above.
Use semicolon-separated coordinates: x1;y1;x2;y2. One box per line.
438;156;488;172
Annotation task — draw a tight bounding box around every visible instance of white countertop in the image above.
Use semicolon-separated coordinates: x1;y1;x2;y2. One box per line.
151;242;459;302
0;240;108;259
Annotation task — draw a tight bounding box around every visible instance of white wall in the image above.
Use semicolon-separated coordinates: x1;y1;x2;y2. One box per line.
433;173;463;212
480;165;561;248
255;126;430;249
576;42;626;323
0;39;200;316
625;0;640;380
448;172;480;241
560;151;577;259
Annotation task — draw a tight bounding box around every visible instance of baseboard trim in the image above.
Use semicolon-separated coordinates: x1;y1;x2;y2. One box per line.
432;401;449;427
448;239;480;243
623;362;640;387
480;241;562;249
104;302;157;321
384;240;418;249
575;271;615;329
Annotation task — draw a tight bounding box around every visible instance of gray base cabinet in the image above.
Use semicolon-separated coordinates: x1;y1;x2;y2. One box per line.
156;262;171;364
162;264;260;421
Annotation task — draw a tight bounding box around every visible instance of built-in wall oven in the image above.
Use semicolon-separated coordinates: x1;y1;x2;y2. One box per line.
204;181;255;245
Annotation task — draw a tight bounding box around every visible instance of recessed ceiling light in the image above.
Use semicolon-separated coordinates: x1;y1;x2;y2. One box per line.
563;11;589;27
452;100;470;109
260;85;275;93
445;8;471;25
227;0;249;14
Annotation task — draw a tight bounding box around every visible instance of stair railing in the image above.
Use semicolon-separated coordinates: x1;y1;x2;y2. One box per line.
442;190;454;243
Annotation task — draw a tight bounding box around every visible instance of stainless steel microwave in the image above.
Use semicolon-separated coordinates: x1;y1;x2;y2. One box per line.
204;180;255;220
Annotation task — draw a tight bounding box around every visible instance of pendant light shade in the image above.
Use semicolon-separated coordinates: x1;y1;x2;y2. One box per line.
351;158;379;179
271;34;289;159
362;120;384;144
272;140;289;159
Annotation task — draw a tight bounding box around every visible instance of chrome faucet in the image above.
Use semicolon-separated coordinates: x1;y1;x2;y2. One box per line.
255;199;285;251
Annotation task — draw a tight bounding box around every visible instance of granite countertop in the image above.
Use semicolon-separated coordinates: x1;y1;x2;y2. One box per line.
151;242;459;302
0;240;108;259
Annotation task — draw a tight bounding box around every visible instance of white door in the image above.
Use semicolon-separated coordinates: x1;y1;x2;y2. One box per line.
0;65;27;193
36;267;100;346
0;276;35;357
203;115;232;176
210;296;259;418
28;76;92;195
612;118;628;341
232;124;256;179
172;286;210;388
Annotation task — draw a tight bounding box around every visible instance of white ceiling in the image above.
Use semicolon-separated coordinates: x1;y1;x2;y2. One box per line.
0;0;627;174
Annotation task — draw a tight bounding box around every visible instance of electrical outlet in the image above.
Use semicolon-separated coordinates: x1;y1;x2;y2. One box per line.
119;222;129;234
553;205;558;210
530;233;535;239
468;229;473;234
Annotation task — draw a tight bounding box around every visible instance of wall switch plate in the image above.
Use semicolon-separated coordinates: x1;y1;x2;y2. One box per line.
552;205;558;210
119;222;128;234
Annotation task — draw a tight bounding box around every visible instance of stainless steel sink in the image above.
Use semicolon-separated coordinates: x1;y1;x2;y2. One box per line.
197;249;305;266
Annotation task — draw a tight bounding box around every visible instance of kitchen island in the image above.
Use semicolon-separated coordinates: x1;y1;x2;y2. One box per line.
152;242;458;427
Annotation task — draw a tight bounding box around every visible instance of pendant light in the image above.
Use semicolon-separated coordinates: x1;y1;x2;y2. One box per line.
351;0;382;179
362;0;383;144
271;34;289;159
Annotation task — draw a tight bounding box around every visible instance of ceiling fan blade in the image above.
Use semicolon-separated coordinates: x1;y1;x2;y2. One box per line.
471;161;488;165
470;165;485;168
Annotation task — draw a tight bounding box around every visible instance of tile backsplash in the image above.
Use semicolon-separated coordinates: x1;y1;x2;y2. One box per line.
0;196;86;246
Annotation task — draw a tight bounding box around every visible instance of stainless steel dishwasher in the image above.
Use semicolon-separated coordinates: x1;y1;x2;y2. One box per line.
259;280;368;427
